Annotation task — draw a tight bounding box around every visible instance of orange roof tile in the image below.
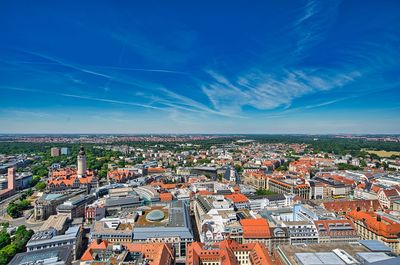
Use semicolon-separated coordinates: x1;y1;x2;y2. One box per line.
347;210;400;239
323;200;382;214
198;190;214;195
148;167;166;173
224;193;249;203
159;192;173;201
240;218;271;239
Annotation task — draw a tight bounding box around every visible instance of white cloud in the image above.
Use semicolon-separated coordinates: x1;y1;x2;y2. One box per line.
202;68;361;115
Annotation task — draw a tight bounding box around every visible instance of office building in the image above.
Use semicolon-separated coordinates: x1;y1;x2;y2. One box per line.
80;239;174;265
187;239;275;265
8;245;73;265
26;225;83;260
56;194;96;219
61;147;70;155
51;147;61;157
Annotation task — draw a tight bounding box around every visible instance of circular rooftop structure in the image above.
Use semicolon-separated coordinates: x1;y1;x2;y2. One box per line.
146;209;165;222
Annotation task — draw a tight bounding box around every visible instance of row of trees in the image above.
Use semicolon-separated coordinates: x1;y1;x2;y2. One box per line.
0;224;34;265
256;189;277;196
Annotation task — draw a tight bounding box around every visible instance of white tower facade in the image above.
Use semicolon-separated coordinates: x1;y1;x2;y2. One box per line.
77;146;87;178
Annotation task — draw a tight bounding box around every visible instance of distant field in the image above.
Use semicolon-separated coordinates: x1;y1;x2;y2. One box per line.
364;149;400;157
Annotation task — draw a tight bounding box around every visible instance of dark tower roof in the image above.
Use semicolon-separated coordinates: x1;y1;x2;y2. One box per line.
79;146;85;156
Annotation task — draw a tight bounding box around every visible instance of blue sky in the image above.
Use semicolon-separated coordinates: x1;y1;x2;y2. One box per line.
0;0;399;134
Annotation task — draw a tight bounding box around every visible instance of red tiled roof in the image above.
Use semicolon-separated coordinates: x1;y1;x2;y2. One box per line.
159;192;173;201
323;200;382;214
197;190;214;195
81;240;173;265
382;188;400;198
347;210;400;239
240;218;271;239
148;167;166;173
224;193;249;203
186;240;275;265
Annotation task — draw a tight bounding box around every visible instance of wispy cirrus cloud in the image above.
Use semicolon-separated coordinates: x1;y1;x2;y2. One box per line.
10;60;187;75
15;50;184;93
0;85;166;112
59;93;165;110
24;51;112;79
291;0;341;58
8;50;239;118
0;85;42;93
111;30;196;67
202;68;361;115
3;109;53;118
195;0;352;116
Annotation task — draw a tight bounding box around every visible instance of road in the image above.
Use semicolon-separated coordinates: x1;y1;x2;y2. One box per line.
0;192;23;215
0;207;45;231
0;188;44;231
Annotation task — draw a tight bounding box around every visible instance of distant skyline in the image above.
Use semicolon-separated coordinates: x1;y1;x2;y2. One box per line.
1;0;399;134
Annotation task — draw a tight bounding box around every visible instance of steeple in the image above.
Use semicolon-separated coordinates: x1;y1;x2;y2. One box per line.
77;146;87;178
79;146;86;156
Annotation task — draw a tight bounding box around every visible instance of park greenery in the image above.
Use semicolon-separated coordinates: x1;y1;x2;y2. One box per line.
256;188;277;196
276;162;289;171
1;136;400;159
336;163;362;171
0;224;34;265
6;189;34;218
252;135;400;157
7;200;31;218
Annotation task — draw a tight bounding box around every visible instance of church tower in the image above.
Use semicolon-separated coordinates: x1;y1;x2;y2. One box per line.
77;146;87;178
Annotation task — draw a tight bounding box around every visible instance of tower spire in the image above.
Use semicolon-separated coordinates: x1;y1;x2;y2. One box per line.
77;146;87;178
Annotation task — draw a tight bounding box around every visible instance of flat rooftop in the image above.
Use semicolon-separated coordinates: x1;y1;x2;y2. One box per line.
295;252;345;265
278;242;369;265
40;214;69;232
8;245;73;265
135;206;170;227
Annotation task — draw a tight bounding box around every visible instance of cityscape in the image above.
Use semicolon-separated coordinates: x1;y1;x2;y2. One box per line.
0;135;400;265
1;1;400;265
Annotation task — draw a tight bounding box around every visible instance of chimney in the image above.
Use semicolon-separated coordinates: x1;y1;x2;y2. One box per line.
96;237;102;245
7;167;16;191
377;215;381;222
356;207;361;212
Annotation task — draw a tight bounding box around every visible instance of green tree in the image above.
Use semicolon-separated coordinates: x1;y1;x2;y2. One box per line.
7;200;31;219
31;166;48;177
26;188;34;197
6;203;19;218
256;189;276;196
29;175;41;187
0;244;16;261
276;162;289;171
0;222;9;229
234;164;243;173
337;163;361;170
13;225;33;251
0;231;11;249
99;169;108;179
18;199;30;210
35;181;46;191
0;254;8;265
360;160;367;167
